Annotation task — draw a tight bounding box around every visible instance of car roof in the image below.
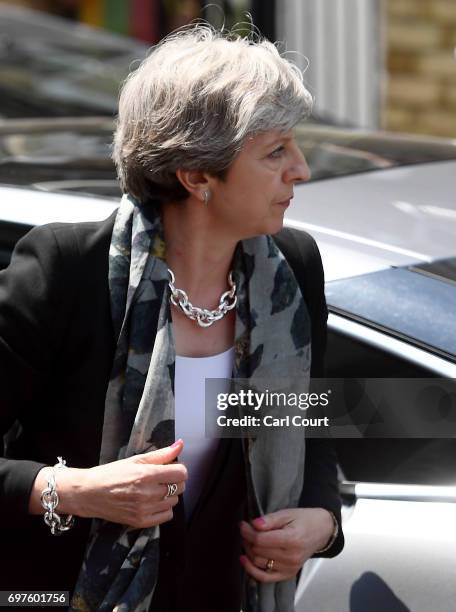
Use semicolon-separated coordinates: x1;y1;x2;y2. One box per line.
285;159;456;281
0;184;118;226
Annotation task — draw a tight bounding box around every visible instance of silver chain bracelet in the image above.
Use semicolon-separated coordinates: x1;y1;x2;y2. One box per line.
40;456;75;536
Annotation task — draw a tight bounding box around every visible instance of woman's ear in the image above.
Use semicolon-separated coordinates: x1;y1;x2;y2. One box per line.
175;168;210;203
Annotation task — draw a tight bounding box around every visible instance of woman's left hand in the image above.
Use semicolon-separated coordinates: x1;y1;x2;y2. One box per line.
239;507;334;583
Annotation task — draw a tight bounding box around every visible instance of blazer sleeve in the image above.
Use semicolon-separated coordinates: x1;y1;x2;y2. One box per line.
0;225;67;523
273;227;344;558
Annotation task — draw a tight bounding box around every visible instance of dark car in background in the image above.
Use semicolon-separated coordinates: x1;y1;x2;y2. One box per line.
0;117;118;198
0;4;147;118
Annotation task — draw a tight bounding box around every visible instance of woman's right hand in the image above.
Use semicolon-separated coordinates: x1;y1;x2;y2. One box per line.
28;439;187;529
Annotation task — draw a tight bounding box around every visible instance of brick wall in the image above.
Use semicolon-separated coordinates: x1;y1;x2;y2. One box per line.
386;0;456;137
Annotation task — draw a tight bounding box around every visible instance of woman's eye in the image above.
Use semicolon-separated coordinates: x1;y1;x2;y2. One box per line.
269;145;285;159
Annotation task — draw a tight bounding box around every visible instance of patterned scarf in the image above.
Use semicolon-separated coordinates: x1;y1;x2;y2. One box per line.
70;194;311;612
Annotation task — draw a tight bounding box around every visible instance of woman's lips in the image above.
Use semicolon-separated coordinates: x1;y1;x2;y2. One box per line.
275;199;291;208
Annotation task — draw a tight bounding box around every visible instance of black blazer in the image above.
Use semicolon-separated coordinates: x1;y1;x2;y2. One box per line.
0;212;343;611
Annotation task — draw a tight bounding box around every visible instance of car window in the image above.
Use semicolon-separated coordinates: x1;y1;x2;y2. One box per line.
326;268;456;364
327;329;456;487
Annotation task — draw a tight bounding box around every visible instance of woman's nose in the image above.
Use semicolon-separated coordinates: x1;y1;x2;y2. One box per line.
284;148;311;183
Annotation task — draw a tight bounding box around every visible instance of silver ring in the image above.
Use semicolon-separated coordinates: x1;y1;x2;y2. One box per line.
266;559;275;572
165;483;178;499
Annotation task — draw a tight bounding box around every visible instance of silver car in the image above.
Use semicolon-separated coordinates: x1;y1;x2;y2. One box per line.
289;126;456;612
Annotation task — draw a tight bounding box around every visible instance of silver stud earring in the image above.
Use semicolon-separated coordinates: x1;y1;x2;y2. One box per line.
203;190;211;206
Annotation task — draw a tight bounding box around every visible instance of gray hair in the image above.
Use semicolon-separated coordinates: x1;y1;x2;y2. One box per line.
112;23;313;204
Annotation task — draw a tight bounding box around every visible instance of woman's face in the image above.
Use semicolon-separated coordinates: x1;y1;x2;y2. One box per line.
209;129;310;239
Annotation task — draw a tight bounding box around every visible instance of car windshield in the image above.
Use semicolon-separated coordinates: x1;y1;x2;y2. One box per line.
295;123;456;182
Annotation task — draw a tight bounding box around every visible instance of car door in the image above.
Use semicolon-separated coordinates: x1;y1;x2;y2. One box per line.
296;307;456;612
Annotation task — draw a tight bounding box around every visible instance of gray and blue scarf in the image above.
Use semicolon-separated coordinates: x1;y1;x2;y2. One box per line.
70;194;311;612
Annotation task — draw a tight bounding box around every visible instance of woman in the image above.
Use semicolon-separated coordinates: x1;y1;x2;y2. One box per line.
0;24;343;611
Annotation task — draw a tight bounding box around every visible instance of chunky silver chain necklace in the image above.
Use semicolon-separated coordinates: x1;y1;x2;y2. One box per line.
168;268;237;328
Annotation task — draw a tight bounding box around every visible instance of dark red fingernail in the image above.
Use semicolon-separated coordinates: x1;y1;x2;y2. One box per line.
253;516;266;527
239;555;247;564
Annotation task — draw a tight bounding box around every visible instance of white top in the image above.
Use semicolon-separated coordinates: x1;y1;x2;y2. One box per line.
175;346;234;520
